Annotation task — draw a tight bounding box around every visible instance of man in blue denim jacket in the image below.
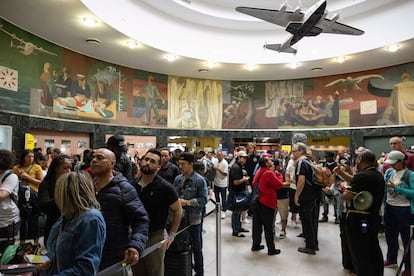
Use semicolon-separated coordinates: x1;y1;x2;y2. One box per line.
173;152;208;276
91;148;149;270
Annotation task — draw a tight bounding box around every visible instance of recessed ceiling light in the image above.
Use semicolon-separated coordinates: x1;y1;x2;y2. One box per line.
386;44;400;52
206;60;216;68
126;40;140;49
336;56;345;63
288;63;299;69
165;54;177;62
82;17;98;26
246;64;256;71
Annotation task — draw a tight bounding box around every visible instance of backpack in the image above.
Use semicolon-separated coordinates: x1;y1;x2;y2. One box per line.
205;159;216;183
303;159;332;190
403;169;412;187
250;172;264;209
6;167;39;218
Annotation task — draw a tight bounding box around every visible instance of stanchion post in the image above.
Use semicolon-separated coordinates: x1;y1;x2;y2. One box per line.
216;202;221;276
411;225;414;276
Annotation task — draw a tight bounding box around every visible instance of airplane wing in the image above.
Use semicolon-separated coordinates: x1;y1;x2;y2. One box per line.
325;79;345;87
316;19;364;35
35;46;57;56
236;7;304;27
264;43;297;54
354;74;384;83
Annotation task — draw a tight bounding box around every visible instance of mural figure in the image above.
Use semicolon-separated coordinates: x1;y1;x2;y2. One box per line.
325;74;384;93
40;62;53;107
138;75;165;125
71;74;91;99
52;67;72;98
92;80;111;111
379;71;414;125
224;83;273;129
281;92;339;126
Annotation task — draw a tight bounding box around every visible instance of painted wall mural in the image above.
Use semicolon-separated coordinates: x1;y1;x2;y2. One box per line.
168;76;222;129
1;19;414;130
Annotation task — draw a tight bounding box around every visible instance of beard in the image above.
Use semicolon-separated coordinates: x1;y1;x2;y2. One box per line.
140;165;157;175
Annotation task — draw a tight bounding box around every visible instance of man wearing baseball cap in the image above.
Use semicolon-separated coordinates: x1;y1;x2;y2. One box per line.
172;152;208;276
107;134;133;182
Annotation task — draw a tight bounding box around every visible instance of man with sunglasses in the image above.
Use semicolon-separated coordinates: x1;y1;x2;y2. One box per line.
132;148;182;276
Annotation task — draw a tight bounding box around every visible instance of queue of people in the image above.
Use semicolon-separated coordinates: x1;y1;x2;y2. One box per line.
2;134;414;276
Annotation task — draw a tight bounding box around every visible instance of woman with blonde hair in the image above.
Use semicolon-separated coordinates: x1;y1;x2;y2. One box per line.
37;171;106;275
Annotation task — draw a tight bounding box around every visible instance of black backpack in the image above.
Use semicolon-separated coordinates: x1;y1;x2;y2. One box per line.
4;171;39;218
205;159;216;183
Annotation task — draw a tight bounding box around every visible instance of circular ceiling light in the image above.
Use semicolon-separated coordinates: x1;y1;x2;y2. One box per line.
386;44;400;52
289;63;299;69
245;64;256;71
165;54;177;62
126;40;140;49
82;16;98;26
336;56;345;63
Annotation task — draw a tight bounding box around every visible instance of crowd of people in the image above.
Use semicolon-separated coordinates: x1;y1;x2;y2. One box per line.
1;134;414;276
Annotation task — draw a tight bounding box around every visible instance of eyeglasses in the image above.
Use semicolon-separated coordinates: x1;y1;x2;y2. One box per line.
291;150;298;153
143;157;158;164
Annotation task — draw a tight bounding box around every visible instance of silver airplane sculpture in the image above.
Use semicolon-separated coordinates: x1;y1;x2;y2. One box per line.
236;0;364;54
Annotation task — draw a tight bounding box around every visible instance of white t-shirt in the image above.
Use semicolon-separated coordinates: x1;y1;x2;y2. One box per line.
286;159;297;189
387;169;410;207
0;170;20;228
213;159;229;188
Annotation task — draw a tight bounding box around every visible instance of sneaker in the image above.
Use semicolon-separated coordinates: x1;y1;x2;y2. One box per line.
319;216;328;223
221;211;226;219
298;247;316;255
279;231;286;239
268;249;281;255
251;245;265;251
239;228;250;233
232;232;245;238
242;218;251;224
383;260;398;268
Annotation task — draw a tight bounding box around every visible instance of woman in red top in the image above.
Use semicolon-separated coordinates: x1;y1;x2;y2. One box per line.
251;157;283;255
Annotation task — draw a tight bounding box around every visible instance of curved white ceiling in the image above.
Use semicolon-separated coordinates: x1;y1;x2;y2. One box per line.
82;0;414;64
1;0;414;80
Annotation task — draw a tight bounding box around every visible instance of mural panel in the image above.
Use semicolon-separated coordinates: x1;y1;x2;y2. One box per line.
1;18;414;130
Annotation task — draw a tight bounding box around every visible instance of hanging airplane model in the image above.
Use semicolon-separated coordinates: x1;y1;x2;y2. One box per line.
0;24;57;56
236;0;364;54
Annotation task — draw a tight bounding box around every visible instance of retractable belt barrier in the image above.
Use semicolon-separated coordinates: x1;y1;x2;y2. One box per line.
98;199;219;276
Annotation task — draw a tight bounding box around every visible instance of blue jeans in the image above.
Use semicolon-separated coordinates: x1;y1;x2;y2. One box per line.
231;211;242;234
214;186;227;211
228;192;242;234
189;223;203;276
384;204;413;268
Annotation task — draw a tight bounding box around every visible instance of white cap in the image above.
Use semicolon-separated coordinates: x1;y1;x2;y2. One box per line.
384;150;405;165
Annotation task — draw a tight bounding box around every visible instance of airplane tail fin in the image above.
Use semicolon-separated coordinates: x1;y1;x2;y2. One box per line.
264;43;297;54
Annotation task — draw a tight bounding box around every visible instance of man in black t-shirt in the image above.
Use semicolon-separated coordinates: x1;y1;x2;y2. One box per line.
293;142;320;255
132;149;182;276
228;151;250;237
341;150;384;276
